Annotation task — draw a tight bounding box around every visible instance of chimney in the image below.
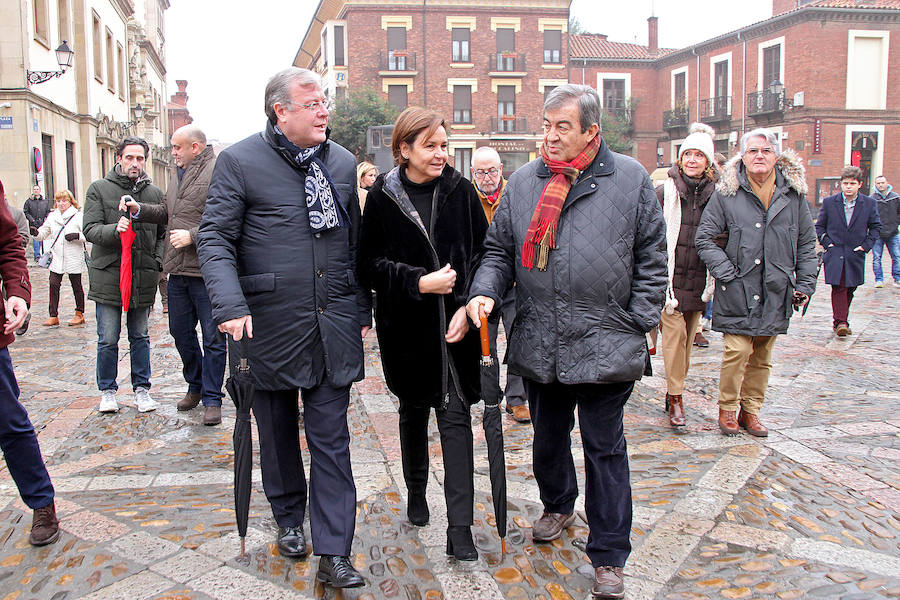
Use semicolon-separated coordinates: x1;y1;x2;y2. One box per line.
772;0;798;16
647;16;658;56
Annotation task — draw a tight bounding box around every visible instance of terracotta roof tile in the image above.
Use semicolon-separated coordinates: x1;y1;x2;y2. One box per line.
569;34;675;60
802;0;900;7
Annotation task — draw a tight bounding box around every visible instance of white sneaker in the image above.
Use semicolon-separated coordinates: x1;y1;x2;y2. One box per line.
875;281;884;288
700;317;712;332
98;390;119;413
894;280;900;288
135;387;159;413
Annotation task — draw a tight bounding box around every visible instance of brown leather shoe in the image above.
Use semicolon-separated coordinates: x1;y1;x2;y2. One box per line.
67;311;85;327
203;405;222;426
718;408;740;436
177;392;201;411
592;566;625;599
738;409;768;437
693;331;709;347
835;323;851;337
532;511;575;542
666;393;686;427
507;404;531;423
42;316;59;327
29;500;60;546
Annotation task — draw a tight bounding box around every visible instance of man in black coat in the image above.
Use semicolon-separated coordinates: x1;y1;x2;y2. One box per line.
816;165;881;337
197;67;370;589
467;84;667;600
23;185;50;262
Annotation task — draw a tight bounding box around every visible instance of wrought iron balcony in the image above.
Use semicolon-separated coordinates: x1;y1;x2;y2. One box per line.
379;51;417;72
700;96;731;124
663;106;689;130
490;116;527;134
488;53;526;73
747;90;785;117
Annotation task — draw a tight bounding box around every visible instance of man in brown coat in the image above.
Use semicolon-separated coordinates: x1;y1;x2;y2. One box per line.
121;125;226;425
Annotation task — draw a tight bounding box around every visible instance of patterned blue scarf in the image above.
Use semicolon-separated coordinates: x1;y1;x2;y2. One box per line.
272;123;349;233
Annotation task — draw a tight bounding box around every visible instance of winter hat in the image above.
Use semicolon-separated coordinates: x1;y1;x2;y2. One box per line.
679;122;715;164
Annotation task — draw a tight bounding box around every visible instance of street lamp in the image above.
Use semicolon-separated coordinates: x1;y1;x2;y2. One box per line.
121;104;145;130
768;80;785;97
26;41;74;85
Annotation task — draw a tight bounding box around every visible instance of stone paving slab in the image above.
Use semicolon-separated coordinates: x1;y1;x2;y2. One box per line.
0;263;899;598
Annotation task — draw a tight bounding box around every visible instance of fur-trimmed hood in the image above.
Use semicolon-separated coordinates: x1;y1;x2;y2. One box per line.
717;148;808;197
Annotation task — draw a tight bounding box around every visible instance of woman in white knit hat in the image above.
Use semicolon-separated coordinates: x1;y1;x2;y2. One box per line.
655;123;718;428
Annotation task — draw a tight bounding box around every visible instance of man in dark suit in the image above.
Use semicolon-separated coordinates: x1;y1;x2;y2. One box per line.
816;165;882;337
198;68;370;589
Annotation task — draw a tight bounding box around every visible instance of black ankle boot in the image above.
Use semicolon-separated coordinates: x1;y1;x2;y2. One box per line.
445;526;477;561
407;492;429;526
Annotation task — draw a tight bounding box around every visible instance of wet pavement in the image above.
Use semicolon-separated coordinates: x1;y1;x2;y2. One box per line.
1;261;899;600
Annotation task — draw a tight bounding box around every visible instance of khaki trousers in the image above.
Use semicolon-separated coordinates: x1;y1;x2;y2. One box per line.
718;333;777;414
660;310;702;395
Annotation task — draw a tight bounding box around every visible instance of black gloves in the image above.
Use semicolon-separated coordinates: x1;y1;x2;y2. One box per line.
64;232;79;242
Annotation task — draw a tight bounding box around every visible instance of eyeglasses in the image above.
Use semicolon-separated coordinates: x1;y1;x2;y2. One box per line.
289;98;332;112
473;168;500;177
745;147;775;156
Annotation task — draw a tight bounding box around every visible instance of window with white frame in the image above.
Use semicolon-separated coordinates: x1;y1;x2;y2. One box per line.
846;30;889;110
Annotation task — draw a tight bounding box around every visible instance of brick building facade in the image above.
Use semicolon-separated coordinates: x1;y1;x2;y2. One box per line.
295;0;569;178
571;0;900;204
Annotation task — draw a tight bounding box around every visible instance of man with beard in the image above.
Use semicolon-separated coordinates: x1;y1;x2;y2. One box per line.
83;136;165;414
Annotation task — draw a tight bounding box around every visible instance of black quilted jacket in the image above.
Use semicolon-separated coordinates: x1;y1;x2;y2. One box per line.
469;139;667;385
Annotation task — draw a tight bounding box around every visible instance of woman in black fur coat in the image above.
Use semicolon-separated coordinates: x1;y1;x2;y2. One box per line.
358;107;488;561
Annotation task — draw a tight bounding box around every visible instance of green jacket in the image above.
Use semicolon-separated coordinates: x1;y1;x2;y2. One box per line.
83;167;165;308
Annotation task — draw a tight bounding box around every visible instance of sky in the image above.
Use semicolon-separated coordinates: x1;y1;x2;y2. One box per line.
165;1;773;144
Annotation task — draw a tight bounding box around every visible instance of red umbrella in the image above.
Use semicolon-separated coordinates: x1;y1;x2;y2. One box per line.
120;218;137;311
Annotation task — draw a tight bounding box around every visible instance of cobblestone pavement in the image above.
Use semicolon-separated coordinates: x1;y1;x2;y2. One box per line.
1;262;899;600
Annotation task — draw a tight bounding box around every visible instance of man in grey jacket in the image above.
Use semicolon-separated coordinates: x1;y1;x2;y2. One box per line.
695;128;817;437
467;84;667;600
120;125;225;425
871;175;900;287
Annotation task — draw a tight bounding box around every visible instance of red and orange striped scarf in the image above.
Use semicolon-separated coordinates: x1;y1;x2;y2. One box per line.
522;135;601;270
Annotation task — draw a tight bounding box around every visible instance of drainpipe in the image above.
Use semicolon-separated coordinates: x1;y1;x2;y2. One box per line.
691;48;700;122
422;0;427;106
738;31;746;137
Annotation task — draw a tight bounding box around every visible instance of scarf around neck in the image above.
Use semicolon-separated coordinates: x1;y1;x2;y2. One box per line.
272;123;349;233
522;134;601;270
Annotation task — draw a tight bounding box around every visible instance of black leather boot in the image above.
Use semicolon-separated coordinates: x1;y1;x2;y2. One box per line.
445;526;478;561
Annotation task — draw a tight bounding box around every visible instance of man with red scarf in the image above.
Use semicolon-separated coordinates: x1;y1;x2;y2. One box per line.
467;84;666;599
471;147;530;423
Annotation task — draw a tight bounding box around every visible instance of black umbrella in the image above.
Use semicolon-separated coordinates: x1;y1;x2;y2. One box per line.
478;306;508;553
800;249;825;317
226;335;254;560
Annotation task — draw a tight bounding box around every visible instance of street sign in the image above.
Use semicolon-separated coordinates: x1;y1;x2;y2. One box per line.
0;117;12;130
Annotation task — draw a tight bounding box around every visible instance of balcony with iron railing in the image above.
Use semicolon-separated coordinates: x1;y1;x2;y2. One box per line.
747;89;785;117
663;105;690;131
488;53;526;75
490;116;527;134
700;96;731;124
603;105;633;128
378;50;417;73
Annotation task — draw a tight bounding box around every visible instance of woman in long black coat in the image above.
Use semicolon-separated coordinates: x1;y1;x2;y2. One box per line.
358;107;488;561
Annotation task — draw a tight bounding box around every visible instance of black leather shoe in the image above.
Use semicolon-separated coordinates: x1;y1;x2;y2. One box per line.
407;492;429;526
317;555;365;588
445;526;478;561
276;526;308;558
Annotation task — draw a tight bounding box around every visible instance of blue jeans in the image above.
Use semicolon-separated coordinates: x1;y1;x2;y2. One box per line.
873;234;900;283
0;347;54;509
703;299;713;321
32;239;42;261
167;275;226;407
95;302;151;392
